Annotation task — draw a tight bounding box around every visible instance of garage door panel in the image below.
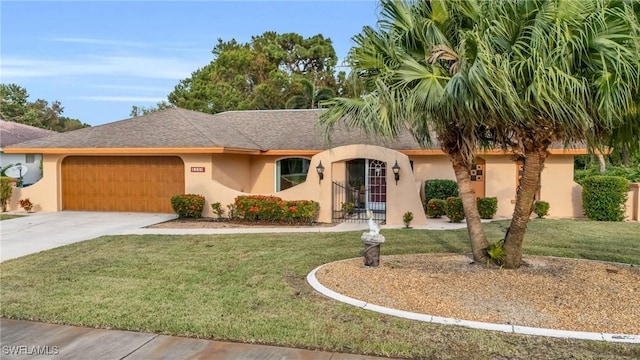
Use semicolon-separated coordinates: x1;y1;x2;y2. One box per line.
62;156;184;213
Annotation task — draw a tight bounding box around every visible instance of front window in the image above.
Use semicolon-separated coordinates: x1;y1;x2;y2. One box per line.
276;158;310;191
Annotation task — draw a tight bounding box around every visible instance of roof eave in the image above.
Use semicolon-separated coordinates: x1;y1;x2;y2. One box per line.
2;147;588;156
1;147;259;155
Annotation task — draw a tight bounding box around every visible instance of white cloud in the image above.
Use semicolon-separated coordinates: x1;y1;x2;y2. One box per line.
71;96;166;103
52;37;153;48
93;84;172;92
49;37;206;54
1;55;201;80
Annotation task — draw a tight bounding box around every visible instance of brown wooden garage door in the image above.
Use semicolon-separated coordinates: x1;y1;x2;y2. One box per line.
62;156;184;213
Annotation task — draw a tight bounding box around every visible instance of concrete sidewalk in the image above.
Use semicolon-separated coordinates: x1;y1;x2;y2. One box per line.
0;319;394;360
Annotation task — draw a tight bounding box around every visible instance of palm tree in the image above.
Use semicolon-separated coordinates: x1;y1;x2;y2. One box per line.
468;0;640;268
321;0;639;269
286;78;336;109
320;0;494;263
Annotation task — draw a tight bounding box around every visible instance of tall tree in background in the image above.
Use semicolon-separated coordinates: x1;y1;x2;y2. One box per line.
0;83;89;132
286;78;335;109
167;32;342;114
130;101;175;117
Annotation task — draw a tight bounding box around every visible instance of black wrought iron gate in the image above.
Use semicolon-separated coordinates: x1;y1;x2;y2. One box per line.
332;181;386;223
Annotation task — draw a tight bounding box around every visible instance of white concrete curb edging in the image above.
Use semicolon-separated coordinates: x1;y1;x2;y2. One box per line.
306;262;640;344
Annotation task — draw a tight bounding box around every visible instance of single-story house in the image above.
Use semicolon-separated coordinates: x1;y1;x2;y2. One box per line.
1;120;56;185
3;108;589;224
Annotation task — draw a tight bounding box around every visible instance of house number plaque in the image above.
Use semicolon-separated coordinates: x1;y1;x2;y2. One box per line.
190;167;205;173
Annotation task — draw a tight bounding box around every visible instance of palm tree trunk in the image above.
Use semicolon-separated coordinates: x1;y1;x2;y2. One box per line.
503;148;547;269
450;152;490;263
597;153;606;174
621;149;630;166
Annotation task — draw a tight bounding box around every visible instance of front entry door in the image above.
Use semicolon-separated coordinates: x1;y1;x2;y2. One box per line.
366;159;387;211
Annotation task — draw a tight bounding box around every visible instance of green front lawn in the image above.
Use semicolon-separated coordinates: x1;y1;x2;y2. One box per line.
1;219;639;359
0;214;24;221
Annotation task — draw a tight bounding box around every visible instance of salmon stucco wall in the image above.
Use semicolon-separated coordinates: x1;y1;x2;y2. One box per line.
539;155;584;218
9;149;587;223
409;155;455;182
249;155;277;194
483;156;518;218
8;154;63;212
410;154;521;218
215;145;428;226
626;183;639;221
181;154;238;218
314;145;427;226
409;155;454;201
210;154;251;192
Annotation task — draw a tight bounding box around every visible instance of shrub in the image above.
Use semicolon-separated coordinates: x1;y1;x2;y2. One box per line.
575;164;640;185
226;203;239;220
403;211;414;228
19;198;34;212
534;201;550;219
425;199;446;218
0;177;13;212
341;202;355;215
232;195;319;224
424;179;459;204
285;200;320;224
210;202;224;219
477;197;498;219
582;176;629;221
171;194;205;218
486;241;506;266
234;195;285;222
445;197;465;223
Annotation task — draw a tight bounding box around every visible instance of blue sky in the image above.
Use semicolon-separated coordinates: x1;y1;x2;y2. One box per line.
1;1;379;126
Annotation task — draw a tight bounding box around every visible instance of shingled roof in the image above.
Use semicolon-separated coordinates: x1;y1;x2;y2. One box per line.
5;108;424;151
3;108;583;153
0;120;57;148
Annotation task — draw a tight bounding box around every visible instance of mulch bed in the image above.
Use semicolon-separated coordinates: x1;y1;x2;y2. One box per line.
147;217;336;229
316;253;640;335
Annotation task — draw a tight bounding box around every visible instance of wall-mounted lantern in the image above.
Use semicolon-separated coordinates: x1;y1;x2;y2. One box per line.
316;161;325;183
392;160;401;185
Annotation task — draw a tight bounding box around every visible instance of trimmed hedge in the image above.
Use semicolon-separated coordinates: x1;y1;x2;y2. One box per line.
426;199;446;218
445;197;465;223
233;195;319;224
425;179;458;204
171;194;205;218
582;176;629;221
575;164;640;185
477;197;498;219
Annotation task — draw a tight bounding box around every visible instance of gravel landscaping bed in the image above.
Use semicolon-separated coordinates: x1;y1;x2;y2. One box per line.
315;253;640;335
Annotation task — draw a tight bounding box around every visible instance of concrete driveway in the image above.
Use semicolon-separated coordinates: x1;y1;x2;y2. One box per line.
0;211;176;262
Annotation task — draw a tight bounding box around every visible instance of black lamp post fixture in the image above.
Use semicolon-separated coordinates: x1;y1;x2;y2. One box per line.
316;161;325;183
392;160;401;184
